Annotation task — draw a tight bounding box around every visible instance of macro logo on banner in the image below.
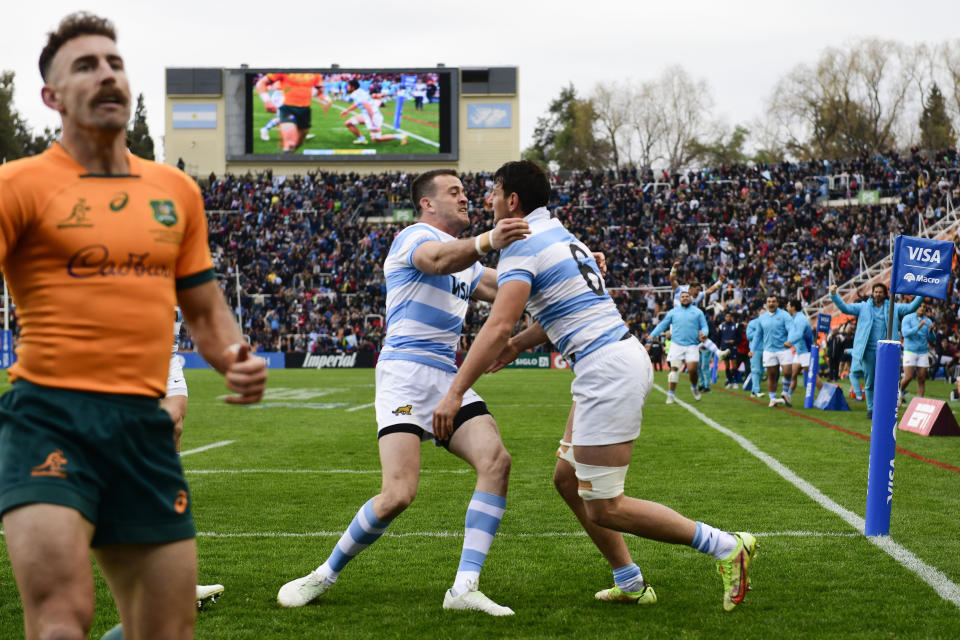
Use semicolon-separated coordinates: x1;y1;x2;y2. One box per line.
890;235;955;300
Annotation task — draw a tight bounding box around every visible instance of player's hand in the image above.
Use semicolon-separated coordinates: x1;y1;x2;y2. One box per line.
784;341;792;348
592;252;607;276
264;101;277;113
432;391;462;441
487;340;520;373
748;351;754;357
489;218;530;250
830;284;838;295
222;343;268;404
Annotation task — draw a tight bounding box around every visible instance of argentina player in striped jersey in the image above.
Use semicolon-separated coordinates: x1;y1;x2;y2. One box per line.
433;161;757;612
278;170;529;615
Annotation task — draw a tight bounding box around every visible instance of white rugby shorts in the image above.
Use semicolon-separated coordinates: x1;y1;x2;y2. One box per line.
570;337;652;446
792;351;811;368
375;359;483;439
666;342;700;365
902;351;930;368
763;349;793;367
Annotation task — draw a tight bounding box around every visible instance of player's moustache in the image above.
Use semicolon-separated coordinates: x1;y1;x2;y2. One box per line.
92;88;128;107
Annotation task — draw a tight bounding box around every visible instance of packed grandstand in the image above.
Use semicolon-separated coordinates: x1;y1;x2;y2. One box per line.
13;151;960;368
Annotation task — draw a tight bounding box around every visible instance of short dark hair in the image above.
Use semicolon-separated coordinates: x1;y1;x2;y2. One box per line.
347;78;360;92
40;12;117;82
787;299;801;311
493;160;550;214
872;282;888;296
410;169;458;215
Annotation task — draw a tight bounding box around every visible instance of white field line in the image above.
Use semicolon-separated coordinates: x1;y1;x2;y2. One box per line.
330;103;440;147
653;383;960;610
194;530;859;540
179;440;235;457
185;469;469;474
346;402;375;412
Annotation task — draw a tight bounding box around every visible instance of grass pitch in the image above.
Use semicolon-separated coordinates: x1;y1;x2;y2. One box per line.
2;369;960;639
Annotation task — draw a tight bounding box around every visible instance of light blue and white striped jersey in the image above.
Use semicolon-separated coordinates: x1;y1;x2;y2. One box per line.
379;222;484;373
497;208;627;365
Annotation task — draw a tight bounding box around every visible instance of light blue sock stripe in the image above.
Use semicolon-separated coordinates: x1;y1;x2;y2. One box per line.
458;548;488;572
362;498;391;529
466;510;503;535
347;518;381;546
328;547;351;572
613;563;640;583
471;491;507;509
690;521;705;551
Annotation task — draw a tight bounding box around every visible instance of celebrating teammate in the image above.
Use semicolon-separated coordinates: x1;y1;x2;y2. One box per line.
0;14;267;639
277;170;528;615
342;78;408;146
647;290;709;403
433;160;757;612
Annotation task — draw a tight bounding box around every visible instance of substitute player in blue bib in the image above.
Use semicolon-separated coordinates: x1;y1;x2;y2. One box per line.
433;160;757;612
745;306;766;398
785;299;814;401
754;296;794;407
647;292;709;403
899;301;936;404
277;169;529;615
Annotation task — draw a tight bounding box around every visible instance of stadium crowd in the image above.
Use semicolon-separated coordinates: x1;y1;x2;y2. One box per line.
186;149;960;358
9;151;960;359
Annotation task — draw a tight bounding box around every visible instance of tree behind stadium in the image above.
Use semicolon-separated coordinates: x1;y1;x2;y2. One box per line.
127;93;155;160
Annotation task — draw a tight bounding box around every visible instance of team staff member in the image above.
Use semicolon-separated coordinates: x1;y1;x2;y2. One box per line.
0;13;267;640
830;284;921;419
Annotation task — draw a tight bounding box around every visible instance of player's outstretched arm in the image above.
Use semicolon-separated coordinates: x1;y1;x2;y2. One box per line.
412;218;529;276
178;280;267;404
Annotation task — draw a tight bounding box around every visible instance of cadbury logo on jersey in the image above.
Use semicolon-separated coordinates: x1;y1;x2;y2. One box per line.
67;244;172;279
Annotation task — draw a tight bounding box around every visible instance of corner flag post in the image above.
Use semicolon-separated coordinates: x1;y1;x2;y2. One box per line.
865;234;954;536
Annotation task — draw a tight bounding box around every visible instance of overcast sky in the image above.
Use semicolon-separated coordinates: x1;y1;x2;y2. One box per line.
4;0;959;161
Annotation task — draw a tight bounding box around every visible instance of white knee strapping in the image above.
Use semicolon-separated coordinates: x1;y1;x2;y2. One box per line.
556;440;576;466
575;462;629;500
668;369;680;384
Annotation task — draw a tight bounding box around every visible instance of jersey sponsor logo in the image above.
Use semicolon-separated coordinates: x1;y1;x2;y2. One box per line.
150;200;179;227
109;192;129;212
392;404;413;416
173;489;189;514
67;245;172;279
58;198;93;229
302;353;358;369
31;449;68;478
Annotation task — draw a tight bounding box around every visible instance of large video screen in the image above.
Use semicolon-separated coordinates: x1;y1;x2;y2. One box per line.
244;69;456;161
